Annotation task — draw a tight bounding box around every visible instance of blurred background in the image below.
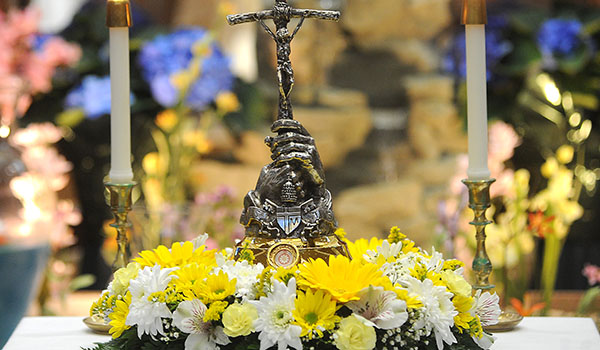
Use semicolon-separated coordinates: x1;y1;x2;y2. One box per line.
0;0;599;319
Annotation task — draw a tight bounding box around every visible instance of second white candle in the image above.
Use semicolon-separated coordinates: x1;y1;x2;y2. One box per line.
108;26;134;184
465;24;491;180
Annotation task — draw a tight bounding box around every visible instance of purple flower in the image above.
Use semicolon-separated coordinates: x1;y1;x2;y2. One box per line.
537;19;583;57
65;75;135;119
443;16;512;80
137;28;234;110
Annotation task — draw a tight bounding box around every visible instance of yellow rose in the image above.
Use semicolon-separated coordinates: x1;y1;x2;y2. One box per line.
556;145;574;164
334;315;376;350
222;303;257;337
441;270;472;297
111;262;140;296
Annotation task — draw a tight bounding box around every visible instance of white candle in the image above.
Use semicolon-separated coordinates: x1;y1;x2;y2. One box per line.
465;24;491;180
108;23;133;183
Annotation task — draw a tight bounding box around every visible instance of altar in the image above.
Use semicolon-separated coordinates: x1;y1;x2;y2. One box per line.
5;316;600;350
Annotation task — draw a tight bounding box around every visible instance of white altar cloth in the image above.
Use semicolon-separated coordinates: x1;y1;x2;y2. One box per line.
4;316;600;349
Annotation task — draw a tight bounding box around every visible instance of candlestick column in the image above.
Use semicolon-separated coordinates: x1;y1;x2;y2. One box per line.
462;0;494;292
106;0;135;271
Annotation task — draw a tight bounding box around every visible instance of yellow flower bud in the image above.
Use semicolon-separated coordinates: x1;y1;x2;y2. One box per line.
155;110;178;132
222;303;258;337
215;92;240;114
556;145;574;164
142;152;164;176
541;157;558;179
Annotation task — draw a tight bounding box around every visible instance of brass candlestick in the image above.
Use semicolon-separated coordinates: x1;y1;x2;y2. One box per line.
105;182;136;271
462;178;495;291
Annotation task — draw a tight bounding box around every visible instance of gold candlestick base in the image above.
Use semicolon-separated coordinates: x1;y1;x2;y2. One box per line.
105;182;136;271
462;178;495;291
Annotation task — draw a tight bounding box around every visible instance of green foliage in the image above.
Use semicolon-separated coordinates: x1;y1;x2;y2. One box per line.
577;286;600;315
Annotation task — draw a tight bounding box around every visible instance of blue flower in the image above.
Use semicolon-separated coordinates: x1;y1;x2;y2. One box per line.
65;76;135;119
537;19;583;57
443;16;512;80
137;28;234;110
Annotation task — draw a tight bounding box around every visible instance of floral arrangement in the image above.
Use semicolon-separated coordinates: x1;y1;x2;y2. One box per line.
88;228;500;350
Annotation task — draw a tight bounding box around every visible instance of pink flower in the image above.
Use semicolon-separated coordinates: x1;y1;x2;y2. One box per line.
489;121;521;164
11;122;62;147
583;264;600;286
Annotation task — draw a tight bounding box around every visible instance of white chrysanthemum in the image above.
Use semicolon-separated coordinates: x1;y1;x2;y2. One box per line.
250;277;302;350
423;247;444;273
472;290;501;326
346;286;408;330
172;299;231;350
404;276;458;350
126;264;179;338
218;260;264;301
365;240;403;263
191;233;209;250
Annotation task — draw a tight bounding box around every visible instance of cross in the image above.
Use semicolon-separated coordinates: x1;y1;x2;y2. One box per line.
227;0;340;120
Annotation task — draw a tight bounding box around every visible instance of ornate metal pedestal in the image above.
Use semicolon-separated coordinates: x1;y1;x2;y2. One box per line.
462;179;495;291
105;182;135;271
228;0;350;267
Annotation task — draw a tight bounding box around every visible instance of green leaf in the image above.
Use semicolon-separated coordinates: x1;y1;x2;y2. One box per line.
509;10;548;34
69;274;96;292
56;109;86;128
576;286;600;315
501;40;542;75
557;47;592;74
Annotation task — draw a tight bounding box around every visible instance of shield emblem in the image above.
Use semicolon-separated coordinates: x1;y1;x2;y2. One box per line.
277;206;302;235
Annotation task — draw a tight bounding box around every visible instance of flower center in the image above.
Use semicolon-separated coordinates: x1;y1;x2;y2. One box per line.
272;309;291;327
304;312;318;325
214;288;225;294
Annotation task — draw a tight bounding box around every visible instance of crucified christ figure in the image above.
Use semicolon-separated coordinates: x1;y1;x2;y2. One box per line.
227;0;340;120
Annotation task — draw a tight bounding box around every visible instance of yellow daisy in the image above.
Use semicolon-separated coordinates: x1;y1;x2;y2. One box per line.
453;294;475;332
109;293;131;339
171;262;212;298
298;255;389;303
135;241;216;268
344;237;382;262
294;289;340;339
197;271;237;303
273;265;298;285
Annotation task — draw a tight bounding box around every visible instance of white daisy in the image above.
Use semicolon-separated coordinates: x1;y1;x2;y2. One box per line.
472;290;501;326
404;276;458;350
126;264;179;338
218;260;265;301
346;286;408;330
172;299;231;350
250;277;302;350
